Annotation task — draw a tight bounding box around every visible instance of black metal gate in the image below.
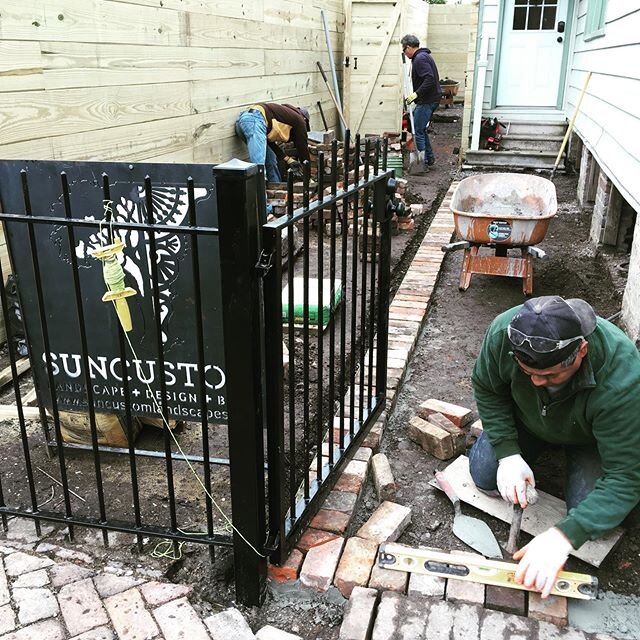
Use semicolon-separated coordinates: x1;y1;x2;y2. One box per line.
0;133;394;605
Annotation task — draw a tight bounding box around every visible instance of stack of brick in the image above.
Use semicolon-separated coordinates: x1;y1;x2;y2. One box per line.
407;399;472;460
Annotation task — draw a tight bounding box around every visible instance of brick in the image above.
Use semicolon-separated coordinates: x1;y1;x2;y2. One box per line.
479;608;534;638
371;453;396;502
357;501;411;544
153;597;209;640
470;419;483;438
323;491;358;514
372;591;428;639
204;607;255;640
424;599;455;638
361;422;384;451
139;581;191;606
12;569;49;588
407;416;454;460
267;549;304;583
59;578;109;636
368;562;407;593
334;471;366;495
333;537;378;598
340;459;369;484
451;602;482;638
296;528;339;553
0;559;9;607
0;603;16;634
4;552;54;577
1;619;65;640
50;564;94;588
14;587;59;625
528;592;568;626
485;585;526;616
427;412;466;454
338;586;378;640
299;536;345;592
310;509;351;535
353;447;374;463
417;399;472;427
446;577;485;606
94;573;145;598
70;629;115;640
256;626;301;640
408;572;446;598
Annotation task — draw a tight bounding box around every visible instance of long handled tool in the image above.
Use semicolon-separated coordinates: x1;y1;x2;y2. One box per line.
317;61;349;132
435;471;502;559
505;485;538;556
550;71;592;181
401;53;421;172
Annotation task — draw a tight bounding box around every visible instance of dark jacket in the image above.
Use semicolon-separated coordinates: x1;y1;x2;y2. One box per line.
411;48;442;105
472;305;640;549
252;102;310;163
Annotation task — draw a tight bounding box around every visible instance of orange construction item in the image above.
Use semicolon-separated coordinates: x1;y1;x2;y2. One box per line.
447;173;557;295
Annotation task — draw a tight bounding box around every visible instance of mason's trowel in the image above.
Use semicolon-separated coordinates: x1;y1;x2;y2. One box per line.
435;470;502;559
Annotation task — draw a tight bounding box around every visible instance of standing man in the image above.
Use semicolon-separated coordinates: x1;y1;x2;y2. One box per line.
470;296;640;597
401;34;442;173
235;102;311;183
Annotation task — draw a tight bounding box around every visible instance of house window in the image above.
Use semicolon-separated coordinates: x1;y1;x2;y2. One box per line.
513;0;558;31
584;0;608;40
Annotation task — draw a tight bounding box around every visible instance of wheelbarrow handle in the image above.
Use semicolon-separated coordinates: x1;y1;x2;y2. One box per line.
442;241;470;253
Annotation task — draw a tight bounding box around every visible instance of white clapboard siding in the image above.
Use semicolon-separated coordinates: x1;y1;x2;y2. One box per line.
567;2;640;214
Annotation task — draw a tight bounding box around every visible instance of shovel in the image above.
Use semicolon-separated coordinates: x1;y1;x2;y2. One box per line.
435;471;502;559
401;53;421;172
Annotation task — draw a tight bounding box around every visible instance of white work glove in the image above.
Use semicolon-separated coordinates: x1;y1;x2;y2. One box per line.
406;92;418;105
497;454;535;507
513;527;573;598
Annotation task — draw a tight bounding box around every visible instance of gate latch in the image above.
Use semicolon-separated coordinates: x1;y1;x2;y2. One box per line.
256;249;274;277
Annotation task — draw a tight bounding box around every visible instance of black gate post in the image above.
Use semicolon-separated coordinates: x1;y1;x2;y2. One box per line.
215;159;267;606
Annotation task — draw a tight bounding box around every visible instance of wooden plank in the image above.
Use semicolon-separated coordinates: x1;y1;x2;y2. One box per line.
0;358;30;390
429;455;623;568
0;405;41;421
0;83;192;147
0;42;44;92
107;0;265;21
353;2;401;133
41;42;265;90
1;0;186;46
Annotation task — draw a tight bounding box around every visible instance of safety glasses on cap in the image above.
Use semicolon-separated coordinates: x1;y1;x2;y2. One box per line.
507;325;583;354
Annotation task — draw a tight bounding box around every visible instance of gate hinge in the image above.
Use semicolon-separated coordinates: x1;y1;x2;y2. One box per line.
256;249;274;276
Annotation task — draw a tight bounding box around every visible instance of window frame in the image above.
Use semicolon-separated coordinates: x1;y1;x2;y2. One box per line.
584;0;608;42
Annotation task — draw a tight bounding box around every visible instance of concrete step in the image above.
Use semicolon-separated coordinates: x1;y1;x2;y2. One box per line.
499;121;567;137
463;149;565;171
501;133;565;153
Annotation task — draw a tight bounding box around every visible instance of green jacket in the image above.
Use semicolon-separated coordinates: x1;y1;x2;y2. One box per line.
472;305;640;549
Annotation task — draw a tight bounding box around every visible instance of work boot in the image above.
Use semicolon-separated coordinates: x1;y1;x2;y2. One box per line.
426;156;435;167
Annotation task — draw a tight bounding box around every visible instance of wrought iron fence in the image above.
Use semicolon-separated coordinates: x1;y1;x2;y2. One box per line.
0;133;395;606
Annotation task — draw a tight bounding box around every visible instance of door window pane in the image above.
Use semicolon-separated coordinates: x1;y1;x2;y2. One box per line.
512;0;558;31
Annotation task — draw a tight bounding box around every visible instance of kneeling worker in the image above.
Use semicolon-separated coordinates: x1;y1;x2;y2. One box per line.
470;296;640;597
235;102;311;182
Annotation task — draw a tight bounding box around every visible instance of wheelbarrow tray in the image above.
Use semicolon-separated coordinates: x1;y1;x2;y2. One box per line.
450;173;557;246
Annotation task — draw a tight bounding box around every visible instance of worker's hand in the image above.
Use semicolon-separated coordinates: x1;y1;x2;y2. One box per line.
406;92;418;105
497;454;535;507
513;527;573;598
286;157;303;179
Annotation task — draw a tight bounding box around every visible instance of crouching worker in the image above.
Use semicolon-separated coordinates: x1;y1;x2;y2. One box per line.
470;296;640;597
235;102;311;183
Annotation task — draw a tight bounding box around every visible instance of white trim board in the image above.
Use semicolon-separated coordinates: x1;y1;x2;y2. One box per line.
429;455;622;568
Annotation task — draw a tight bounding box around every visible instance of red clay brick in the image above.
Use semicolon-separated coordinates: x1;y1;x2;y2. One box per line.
528;592;568;626
296;528;339;553
417;399;472;427
333;537;378;598
407;415;454;460
485;585;526;616
310;509;351;535
356;501;411;544
299;537;345;592
267;549;304;583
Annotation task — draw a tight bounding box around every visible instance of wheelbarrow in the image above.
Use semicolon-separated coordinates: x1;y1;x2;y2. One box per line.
443;173;557;295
